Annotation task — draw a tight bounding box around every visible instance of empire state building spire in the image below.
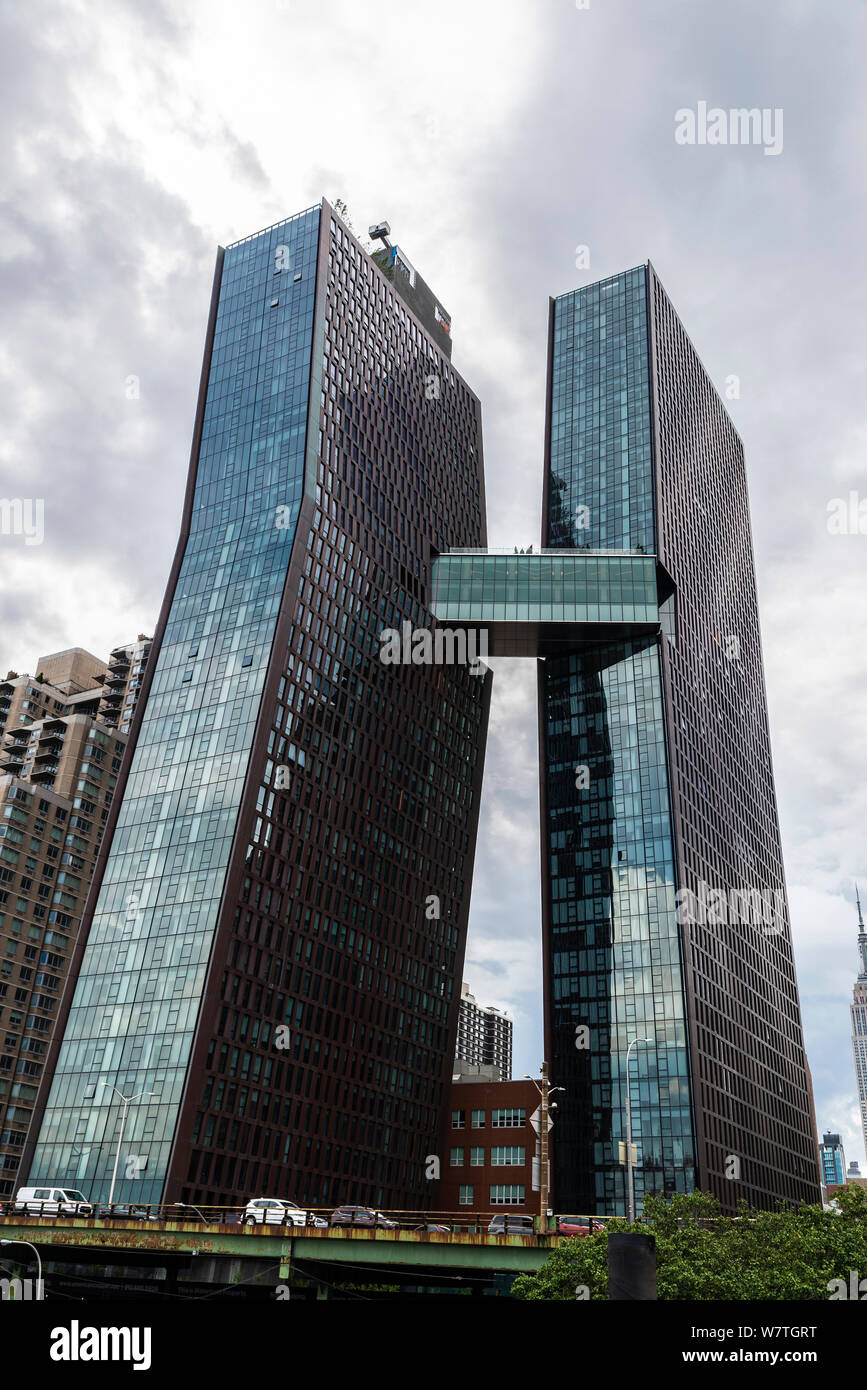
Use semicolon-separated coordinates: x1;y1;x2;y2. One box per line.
857;885;867;980
851;886;867;1163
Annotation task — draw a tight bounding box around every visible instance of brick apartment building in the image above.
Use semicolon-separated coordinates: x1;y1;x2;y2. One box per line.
0;641;149;1197
438;1075;538;1218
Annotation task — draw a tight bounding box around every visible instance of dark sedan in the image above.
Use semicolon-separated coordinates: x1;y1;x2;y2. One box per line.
95;1203;161;1222
329;1205;398;1229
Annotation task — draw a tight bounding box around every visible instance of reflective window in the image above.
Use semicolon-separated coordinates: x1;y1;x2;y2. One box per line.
29;207;321;1202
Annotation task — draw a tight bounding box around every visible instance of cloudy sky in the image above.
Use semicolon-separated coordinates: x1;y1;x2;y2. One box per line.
2;0;865;1166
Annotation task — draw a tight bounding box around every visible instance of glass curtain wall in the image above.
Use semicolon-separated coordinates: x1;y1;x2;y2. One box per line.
542;266;696;1214
28;207;320;1201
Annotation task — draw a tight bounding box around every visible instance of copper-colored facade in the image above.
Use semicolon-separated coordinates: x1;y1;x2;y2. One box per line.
23;200;490;1213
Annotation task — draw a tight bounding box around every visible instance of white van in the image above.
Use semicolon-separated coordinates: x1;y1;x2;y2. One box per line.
13;1186;93;1217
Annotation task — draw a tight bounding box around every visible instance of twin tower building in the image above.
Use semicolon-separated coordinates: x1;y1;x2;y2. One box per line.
21;200;820;1215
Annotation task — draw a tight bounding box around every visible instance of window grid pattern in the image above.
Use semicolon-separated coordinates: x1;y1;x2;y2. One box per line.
542;266;695;1217
548;267;655;552
490;1146;525;1166
649;262;819;1208
490;1184;525;1205
431;552;657;625
29;208;321;1201
543;639;695;1214
175;209;490;1210
852;980;867;1160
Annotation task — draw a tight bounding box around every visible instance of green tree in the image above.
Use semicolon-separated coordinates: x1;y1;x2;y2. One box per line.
511;1188;867;1300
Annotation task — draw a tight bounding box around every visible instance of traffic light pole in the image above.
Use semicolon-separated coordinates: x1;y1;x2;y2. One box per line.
526;1064;563;1235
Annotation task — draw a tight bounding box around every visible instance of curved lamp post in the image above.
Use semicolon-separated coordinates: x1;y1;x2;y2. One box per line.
624;1037;652;1223
101;1084;156;1206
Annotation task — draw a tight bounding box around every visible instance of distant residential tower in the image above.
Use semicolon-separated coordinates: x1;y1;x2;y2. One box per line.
455;982;513;1082
820;1131;846;1188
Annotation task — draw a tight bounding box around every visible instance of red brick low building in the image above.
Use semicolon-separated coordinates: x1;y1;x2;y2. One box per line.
438;1075;539;1218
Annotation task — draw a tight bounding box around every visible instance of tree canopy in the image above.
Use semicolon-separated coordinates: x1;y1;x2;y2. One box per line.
511;1187;867;1300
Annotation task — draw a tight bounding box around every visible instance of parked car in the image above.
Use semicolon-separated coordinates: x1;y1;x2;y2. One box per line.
96;1202;160;1222
243;1198;320;1227
557;1215;600;1237
413;1223;451;1233
13;1186;93;1217
487;1213;535;1235
329;1205;398;1229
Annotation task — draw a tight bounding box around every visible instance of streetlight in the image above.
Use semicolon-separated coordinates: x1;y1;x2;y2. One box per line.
101;1084;156;1207
624;1036;652;1223
524;1066;565;1233
0;1239;43;1299
172;1202;207;1223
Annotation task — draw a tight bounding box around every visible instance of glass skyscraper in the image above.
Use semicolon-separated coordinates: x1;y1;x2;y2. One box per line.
819;1131;846;1188
23;201;491;1210
540;264;820;1214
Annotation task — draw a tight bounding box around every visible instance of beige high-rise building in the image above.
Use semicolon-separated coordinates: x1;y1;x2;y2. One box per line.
30;648;106;697
97;636;153;734
0;638;150;1198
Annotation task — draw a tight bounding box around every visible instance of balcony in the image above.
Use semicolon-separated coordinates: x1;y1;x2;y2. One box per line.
29;762;58;782
33;740;63;761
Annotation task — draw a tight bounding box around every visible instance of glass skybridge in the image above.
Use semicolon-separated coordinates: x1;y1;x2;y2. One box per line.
429;549;661;656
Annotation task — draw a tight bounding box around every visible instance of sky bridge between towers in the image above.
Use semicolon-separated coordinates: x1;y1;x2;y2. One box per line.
429;549;664;657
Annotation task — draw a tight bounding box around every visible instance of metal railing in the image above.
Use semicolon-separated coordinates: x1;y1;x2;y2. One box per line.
0;1201;615;1237
442;547;654;558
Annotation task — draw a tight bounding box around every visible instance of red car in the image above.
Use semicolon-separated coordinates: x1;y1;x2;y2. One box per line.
557;1215;600;1236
